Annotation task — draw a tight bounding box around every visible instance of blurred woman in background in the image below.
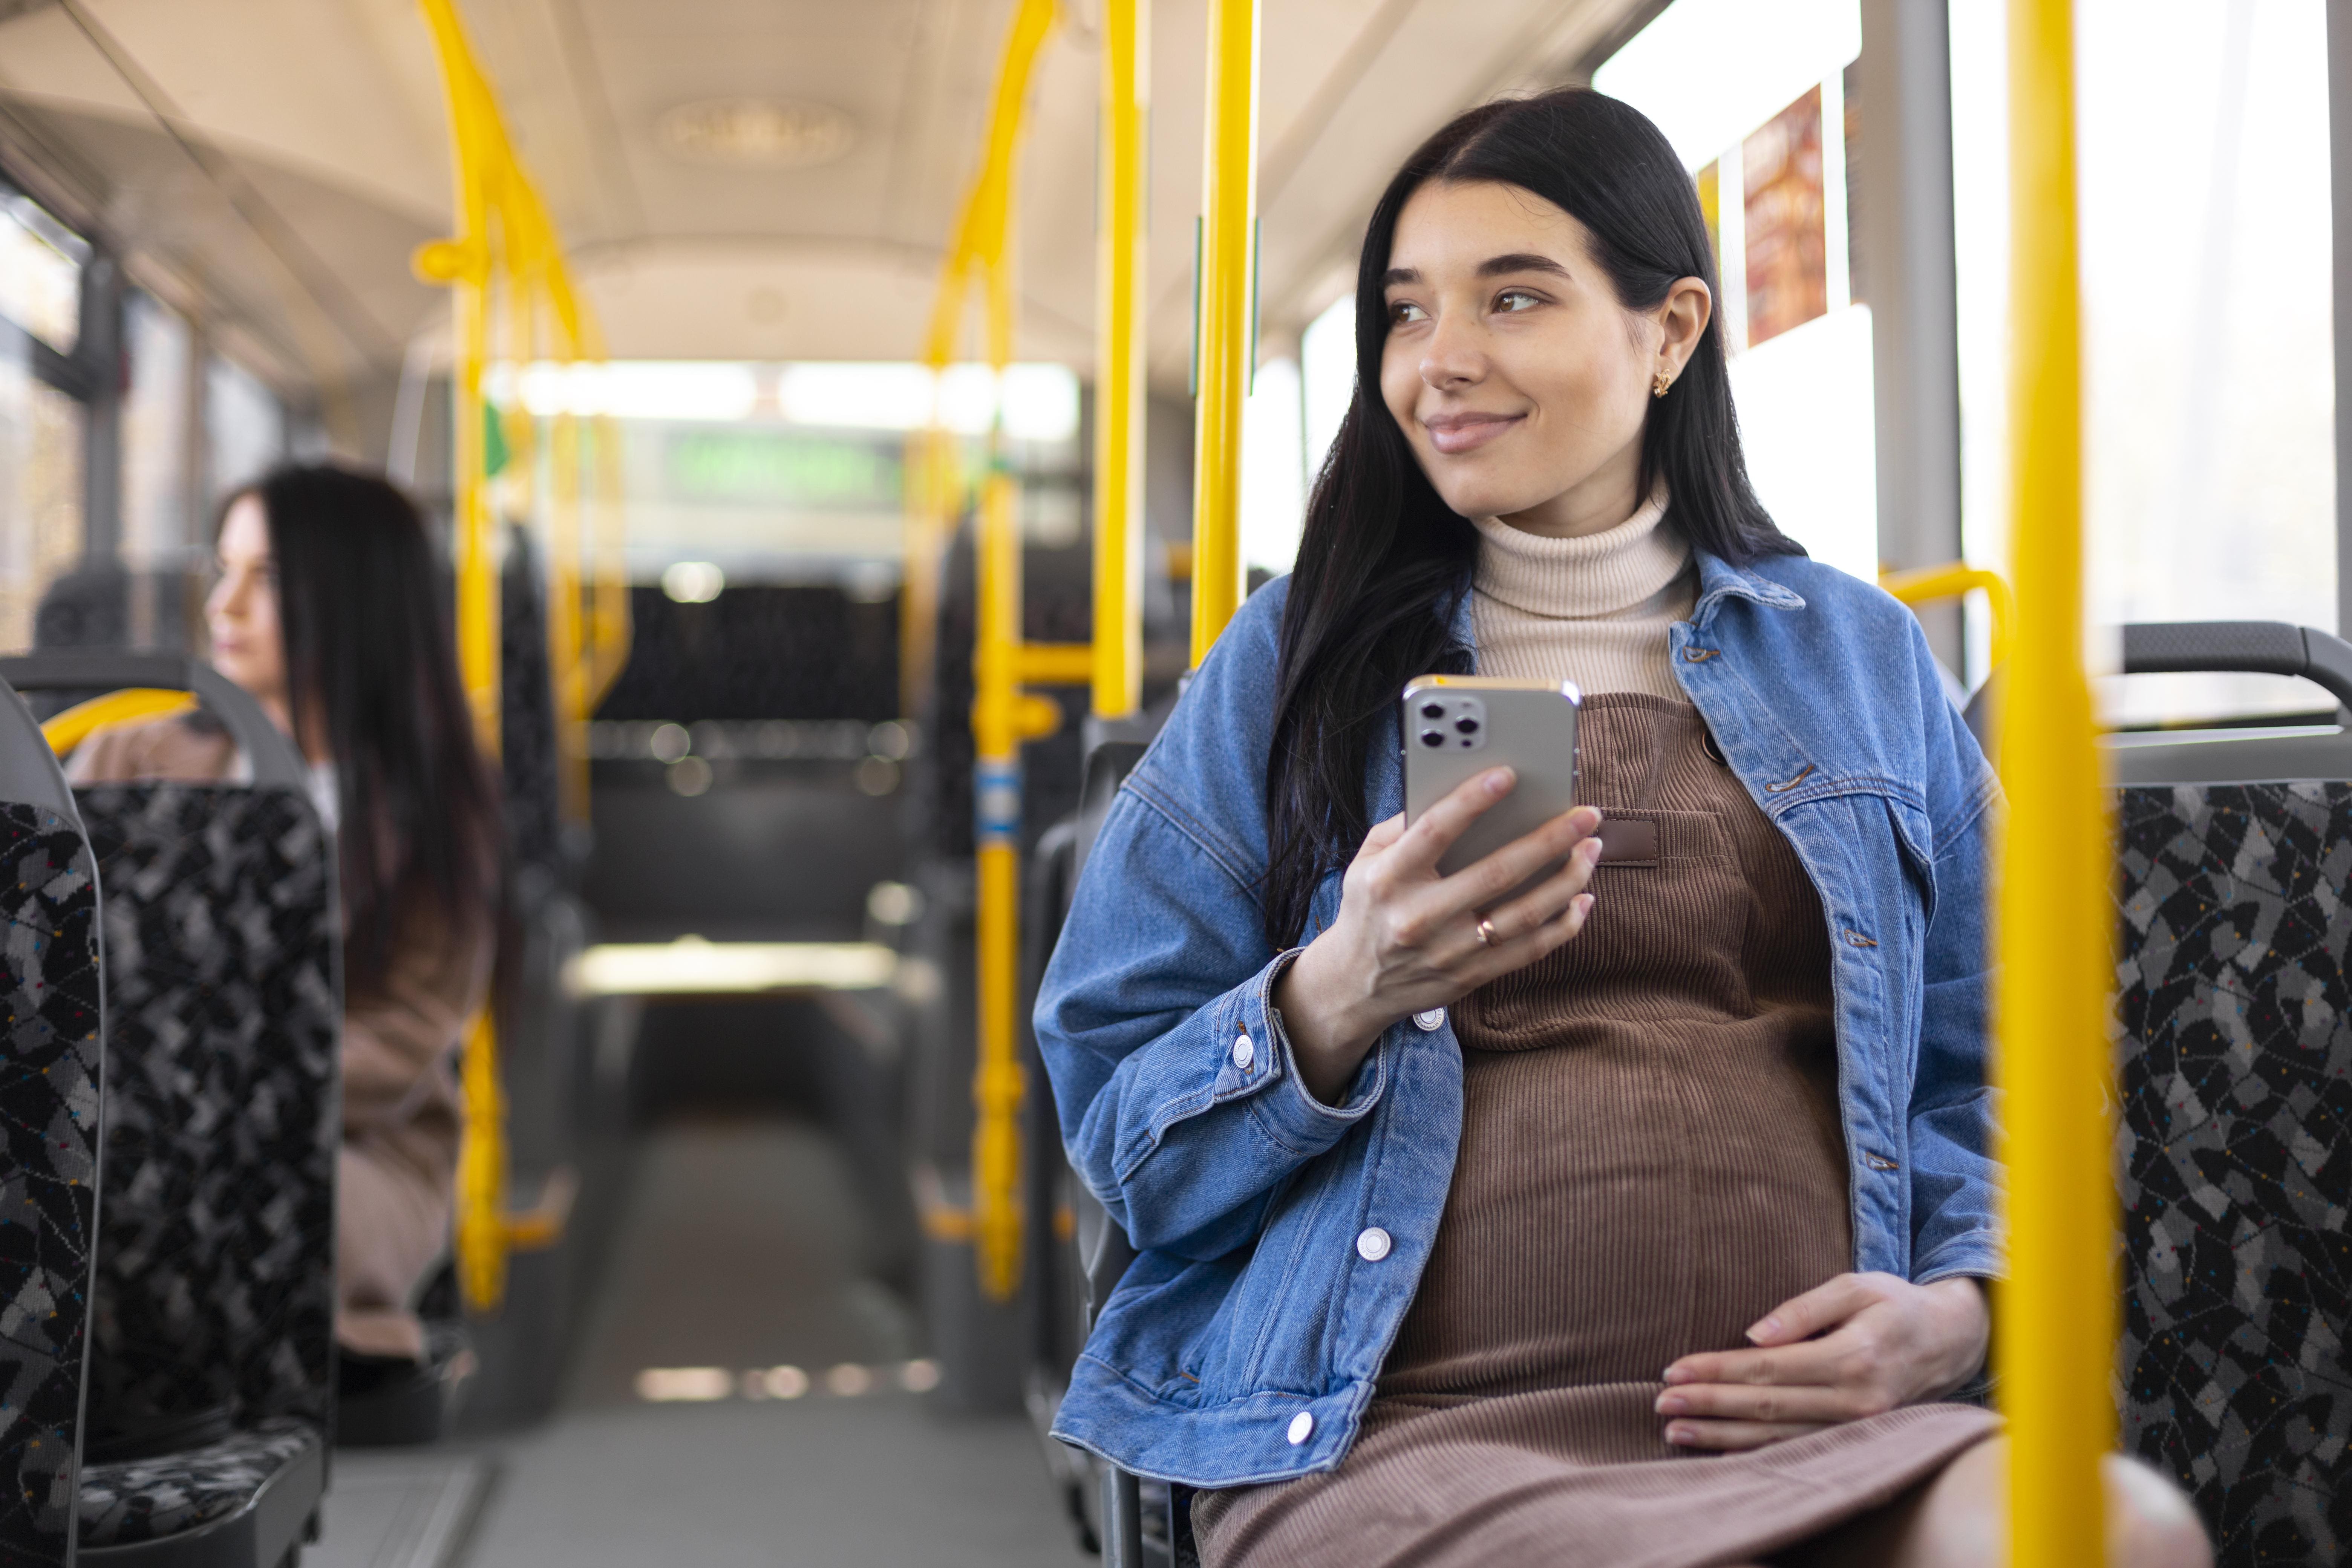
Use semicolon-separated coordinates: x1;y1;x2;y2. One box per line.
74;463;504;1381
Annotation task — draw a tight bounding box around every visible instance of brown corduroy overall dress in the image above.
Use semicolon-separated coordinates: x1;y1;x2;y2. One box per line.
1194;694;1996;1568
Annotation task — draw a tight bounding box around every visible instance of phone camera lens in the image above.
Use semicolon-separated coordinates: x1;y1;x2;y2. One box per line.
1419;730;1445;748
1419;702;1445;720
1455;717;1479;735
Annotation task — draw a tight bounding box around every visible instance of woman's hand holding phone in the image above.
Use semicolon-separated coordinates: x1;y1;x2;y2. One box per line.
1273;767;1602;1104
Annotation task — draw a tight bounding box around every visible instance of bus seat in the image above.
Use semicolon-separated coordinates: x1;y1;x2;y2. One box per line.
2106;621;2352;1568
1022;709;1186;1568
0;677;106;1568
0;654;337;1568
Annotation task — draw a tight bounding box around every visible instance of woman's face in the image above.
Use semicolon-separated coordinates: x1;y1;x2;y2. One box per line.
205;495;288;715
1378;179;1710;539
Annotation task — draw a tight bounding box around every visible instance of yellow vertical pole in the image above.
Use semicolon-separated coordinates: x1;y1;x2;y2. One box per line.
972;230;1027;1303
449;263;498;740
415;0;618;1312
1093;0;1148;718
904;250;964;724
415;0;507;1316
959;0;1058;1304
1190;0;1258;667
1998;0;2114;1563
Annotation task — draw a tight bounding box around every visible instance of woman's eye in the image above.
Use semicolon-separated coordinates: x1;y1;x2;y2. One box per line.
1388;299;1428;326
1496;289;1542;313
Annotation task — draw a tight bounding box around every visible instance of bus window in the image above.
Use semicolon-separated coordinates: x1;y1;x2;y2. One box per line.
122;292;193;650
0;185;87;654
1954;0;2335;722
1241;354;1306;579
0;186;81;354
1595;0;1877;585
205;351;289;507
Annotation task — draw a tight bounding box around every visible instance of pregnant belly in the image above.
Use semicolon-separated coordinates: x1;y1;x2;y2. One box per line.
1378;1019;1851;1401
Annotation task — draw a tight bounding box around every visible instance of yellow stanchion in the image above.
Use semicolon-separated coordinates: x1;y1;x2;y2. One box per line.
1190;0;1259;667
1997;0;2115;1561
1093;0;1149;719
414;0;620;1312
451;1008;506;1311
917;0;1152;1301
922;0;1059;1305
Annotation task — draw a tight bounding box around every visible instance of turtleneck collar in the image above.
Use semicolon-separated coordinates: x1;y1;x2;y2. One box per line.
1470;484;1687;622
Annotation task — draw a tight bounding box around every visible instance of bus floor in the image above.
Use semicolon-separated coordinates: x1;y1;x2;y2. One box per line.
314;1116;1091;1568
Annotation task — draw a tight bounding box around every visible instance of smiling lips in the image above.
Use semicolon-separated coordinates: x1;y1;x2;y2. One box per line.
1423;410;1524;455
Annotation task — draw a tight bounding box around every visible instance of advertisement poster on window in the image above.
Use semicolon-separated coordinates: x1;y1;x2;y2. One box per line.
1743;86;1827;348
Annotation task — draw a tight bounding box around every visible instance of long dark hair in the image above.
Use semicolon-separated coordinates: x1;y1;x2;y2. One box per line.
242;464;502;994
1262;87;1797;949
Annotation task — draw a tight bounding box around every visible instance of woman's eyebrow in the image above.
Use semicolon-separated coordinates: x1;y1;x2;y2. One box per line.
1478;252;1570;279
1383;253;1567;288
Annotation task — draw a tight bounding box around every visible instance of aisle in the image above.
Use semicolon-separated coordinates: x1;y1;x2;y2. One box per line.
453;1119;1089;1568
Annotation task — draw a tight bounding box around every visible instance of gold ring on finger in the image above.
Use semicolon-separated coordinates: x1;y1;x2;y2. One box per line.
1476;916;1497;947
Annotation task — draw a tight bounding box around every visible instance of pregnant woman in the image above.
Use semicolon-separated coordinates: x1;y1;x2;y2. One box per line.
1034;88;2205;1566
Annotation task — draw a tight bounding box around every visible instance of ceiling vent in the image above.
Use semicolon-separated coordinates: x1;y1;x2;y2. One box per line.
655;98;855;168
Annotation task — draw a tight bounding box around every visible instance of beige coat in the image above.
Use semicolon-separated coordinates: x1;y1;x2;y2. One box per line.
70;715;492;1360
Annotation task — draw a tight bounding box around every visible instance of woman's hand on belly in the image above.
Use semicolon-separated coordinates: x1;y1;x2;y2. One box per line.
1275;770;1602;1102
1650;1273;1991;1452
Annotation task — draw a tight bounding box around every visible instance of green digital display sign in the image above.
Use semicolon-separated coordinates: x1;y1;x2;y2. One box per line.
665;429;903;509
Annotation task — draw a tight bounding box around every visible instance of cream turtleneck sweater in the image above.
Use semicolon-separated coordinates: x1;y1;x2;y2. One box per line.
1470;487;1695;699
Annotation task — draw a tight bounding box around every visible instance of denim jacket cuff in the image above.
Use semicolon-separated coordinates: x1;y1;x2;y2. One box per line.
1913;1237;2006;1286
1235;948;1388;1151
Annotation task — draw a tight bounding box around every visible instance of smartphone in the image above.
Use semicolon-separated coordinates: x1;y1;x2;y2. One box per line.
1401;675;1582;895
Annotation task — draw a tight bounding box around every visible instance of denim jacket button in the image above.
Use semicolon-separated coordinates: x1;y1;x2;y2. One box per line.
1411;1008;1445;1032
1355;1227;1392;1262
1286;1410;1315;1446
1231;1033;1254;1072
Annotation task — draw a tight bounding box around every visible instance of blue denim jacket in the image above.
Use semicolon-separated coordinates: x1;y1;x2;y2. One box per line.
1034;549;2001;1489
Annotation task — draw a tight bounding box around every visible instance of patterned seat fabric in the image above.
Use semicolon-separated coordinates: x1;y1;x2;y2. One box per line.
2116;782;2352;1568
72;782;338;1536
76;1420;318;1548
0;804;103;1566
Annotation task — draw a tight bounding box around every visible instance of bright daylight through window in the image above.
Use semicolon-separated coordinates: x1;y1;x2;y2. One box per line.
1952;0;2334;721
1597;0;1876;584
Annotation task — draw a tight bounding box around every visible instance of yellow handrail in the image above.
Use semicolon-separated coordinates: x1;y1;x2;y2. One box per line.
1189;0;1259;666
920;0;1156;1304
930;0;1060;1305
413;0;618;1312
1093;0;1149;719
1879;562;2017;674
1998;0;2115;1561
39;689;198;756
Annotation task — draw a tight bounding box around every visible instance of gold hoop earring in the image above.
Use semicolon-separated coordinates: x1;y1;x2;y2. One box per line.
1651;368;1672;399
